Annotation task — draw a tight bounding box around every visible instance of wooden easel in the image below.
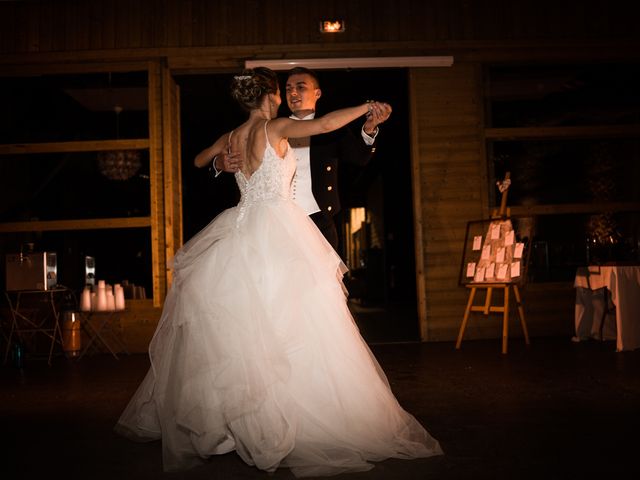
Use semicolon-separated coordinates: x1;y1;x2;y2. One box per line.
455;173;530;354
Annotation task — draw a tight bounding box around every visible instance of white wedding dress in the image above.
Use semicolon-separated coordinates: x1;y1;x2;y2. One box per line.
115;122;443;477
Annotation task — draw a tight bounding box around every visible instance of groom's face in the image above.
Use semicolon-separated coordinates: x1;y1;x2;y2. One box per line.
285;73;321;116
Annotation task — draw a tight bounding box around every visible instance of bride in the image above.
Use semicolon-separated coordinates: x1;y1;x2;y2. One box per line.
115;66;443;478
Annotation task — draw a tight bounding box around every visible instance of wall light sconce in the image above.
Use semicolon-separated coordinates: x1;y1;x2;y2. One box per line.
320;20;346;33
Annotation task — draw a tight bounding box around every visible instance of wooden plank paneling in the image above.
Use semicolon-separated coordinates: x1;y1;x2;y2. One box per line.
126;0;143;49
101;0;116;49
0;217;151;233
36;1;53;52
0;139;149;155
408;69;428;340
25;1;40;52
0;61;149;76
190;0;207;47
117;299;161;353
147;60;166;307
2;0;640;55
162;64;182;289
89;1;104;50
62;0;77;51
166;0;181;47
13;2;27;53
0;2;15;53
74;1;91;52
509;202;640;216
114;0;131;49
411;64;486;342
486;125;640;140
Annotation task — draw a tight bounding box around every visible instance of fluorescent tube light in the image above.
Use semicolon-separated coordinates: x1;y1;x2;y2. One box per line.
244;56;454;71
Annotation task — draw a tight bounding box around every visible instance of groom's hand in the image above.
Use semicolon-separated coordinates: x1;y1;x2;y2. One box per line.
216;151;244;173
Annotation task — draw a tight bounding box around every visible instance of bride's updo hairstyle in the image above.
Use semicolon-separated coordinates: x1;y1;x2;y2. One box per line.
231;67;279;112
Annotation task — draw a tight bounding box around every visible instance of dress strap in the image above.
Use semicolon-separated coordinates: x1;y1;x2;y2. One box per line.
263;120;276;152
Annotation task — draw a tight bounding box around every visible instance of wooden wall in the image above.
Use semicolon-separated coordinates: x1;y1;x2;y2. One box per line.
1;0;639;351
1;0;639;55
410;64;487;341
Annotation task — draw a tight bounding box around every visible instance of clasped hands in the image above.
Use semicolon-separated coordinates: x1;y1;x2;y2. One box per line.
364;101;392;135
213;101;392;174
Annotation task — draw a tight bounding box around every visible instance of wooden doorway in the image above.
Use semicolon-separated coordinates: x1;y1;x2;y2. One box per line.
176;68;419;343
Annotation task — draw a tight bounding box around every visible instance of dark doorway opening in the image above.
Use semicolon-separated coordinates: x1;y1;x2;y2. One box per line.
177;68;419;343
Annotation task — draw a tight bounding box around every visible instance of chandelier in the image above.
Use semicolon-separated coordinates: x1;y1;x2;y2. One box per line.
97;149;141;181
97;104;141;181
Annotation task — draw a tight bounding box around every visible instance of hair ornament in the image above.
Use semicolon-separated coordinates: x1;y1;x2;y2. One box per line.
234;75;252;80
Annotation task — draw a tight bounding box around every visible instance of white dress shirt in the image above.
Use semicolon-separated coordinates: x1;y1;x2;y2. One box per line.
288;112;377;215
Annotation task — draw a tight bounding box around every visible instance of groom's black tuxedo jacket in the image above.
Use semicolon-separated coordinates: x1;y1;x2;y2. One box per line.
308;125;377;218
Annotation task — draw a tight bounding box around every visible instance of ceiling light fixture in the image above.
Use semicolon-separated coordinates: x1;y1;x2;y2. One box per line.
245;56;454;71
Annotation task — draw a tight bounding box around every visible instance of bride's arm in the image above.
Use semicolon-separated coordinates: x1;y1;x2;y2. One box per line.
274;102;384;139
194;133;231;168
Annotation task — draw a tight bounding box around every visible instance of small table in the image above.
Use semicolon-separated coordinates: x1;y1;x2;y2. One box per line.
574;266;640;352
3;287;70;366
78;310;129;360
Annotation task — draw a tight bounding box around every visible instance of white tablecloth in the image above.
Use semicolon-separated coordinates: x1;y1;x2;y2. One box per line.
574;266;640;352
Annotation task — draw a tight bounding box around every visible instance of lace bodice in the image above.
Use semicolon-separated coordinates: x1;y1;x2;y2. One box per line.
234;124;296;224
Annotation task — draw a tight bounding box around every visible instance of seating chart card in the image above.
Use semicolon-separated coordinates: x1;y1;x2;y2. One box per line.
511;261;521;277
505;230;515;246
474;266;486;282
514;242;524;259
458;216;532;286
466;262;476;277
486;262;496;279
496;264;509;280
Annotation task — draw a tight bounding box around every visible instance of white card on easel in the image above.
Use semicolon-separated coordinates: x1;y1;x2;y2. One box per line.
466;262;476;277
505;231;515;246
490;224;501;240
496;264;508;280
511;261;521;277
486;262;495;279
514;242;524;259
474;267;486;282
496;247;505;263
472;235;482;251
481;245;491;260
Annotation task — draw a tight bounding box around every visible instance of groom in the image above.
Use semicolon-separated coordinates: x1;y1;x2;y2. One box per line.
210;67;392;250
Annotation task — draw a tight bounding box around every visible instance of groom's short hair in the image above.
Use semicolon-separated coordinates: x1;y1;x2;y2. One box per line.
287;67;320;89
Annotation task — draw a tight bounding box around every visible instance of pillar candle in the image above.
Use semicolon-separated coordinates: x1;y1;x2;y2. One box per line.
96;281;107;311
106;289;115;311
114;284;125;311
80;287;92;312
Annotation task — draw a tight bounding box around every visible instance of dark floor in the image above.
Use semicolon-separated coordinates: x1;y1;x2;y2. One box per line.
3;334;640;480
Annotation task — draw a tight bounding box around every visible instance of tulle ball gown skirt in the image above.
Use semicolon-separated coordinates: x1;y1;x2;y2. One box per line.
115;198;443;477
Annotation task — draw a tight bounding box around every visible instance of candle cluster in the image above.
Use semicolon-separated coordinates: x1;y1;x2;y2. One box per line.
80;280;126;312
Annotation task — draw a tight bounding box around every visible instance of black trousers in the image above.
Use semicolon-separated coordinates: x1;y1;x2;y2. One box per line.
310;211;338;251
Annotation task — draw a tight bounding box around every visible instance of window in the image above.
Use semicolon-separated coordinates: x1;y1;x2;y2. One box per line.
0;70;153;295
485;63;640;281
